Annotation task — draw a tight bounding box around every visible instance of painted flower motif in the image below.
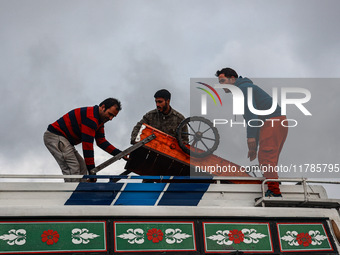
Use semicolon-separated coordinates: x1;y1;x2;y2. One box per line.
41;230;60;245
147;228;163;243
296;232;312;247
228;229;244;244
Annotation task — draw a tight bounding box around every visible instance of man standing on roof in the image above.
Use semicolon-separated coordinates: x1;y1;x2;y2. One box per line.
216;68;288;197
44;98;125;182
130;89;188;144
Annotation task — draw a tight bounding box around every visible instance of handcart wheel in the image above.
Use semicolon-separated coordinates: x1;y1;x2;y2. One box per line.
176;116;220;158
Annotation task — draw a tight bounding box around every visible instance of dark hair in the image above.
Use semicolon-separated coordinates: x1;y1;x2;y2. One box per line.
99;98;122;111
215;67;238;78
154;89;171;100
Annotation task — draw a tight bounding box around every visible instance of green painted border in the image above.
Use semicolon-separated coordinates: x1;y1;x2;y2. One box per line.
114;221;196;252
277;223;333;252
203;222;273;253
0;221;107;254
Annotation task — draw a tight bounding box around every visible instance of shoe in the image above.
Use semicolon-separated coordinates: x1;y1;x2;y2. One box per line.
265;190;282;197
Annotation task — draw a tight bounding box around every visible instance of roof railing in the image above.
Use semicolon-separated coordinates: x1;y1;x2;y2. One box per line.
257;178;340;208
0;174;266;181
0;174;339;186
261;178;340;197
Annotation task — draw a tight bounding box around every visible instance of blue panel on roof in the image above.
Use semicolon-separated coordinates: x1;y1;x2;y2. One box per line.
130;176;171;180
114;183;166;205
123;183;166;191
166;183;210;192
65;182;124;205
158;183;209;206
69;183;124;191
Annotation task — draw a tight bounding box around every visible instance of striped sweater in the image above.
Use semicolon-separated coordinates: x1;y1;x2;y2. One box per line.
47;105;121;172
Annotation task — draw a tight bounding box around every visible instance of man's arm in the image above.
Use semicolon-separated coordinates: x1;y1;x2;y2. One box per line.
96;125;122;155
178;118;189;143
130;114;150;144
247;137;257;161
240;86;260;161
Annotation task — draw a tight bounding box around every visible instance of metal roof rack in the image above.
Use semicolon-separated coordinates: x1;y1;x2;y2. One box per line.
255;178;340;208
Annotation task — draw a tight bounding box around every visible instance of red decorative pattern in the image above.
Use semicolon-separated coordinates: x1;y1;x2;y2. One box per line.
296;232;312;247
228;229;244;244
41;230;60;245
147;228;164;243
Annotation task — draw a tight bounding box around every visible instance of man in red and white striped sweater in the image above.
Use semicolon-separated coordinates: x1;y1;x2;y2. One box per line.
44;98;123;182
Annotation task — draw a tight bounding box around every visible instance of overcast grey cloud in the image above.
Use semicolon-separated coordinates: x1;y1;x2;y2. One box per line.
0;0;339;195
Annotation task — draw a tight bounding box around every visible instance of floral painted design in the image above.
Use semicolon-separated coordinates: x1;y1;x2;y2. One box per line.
41;230;59;245
147;228;164;243
207;228;266;246
228;229;244;244
296;232;312;247
118;228;145;244
0;229;26;246
117;227;192;245
165;228;192;244
72;228;99;244
281;230;327;247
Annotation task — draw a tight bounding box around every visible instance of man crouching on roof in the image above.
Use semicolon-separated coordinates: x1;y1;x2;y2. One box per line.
44;98;126;182
130;89;188;144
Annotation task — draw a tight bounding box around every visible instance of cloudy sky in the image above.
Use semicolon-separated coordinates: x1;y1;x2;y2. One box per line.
0;1;339;196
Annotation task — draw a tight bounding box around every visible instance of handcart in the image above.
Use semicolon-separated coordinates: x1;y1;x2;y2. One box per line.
91;117;259;184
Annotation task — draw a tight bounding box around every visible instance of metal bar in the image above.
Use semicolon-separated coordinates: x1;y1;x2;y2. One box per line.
303;178;308;203
261;178;340;194
1;175;340;186
90;134;156;174
261;180;266;197
0;175;264;180
262;178;340;184
0;175;86;179
260;178;340;203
